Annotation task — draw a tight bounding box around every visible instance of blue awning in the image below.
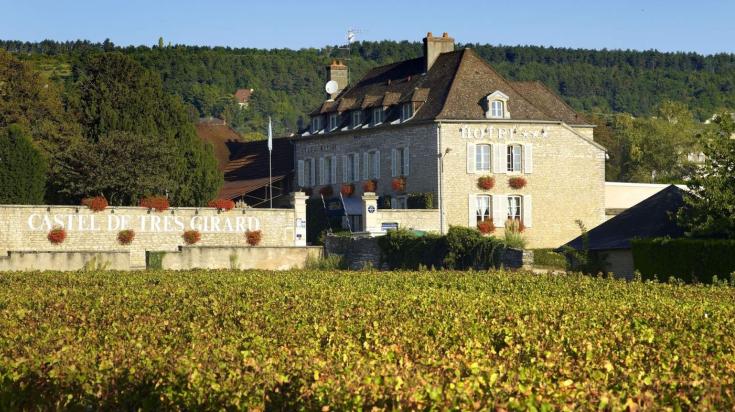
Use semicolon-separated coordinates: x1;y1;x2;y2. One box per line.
342;197;363;215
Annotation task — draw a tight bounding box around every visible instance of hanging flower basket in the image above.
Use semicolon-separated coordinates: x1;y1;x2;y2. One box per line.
140;196;170;212
246;230;262;246
341;183;355;197
363;179;378;193
508;176;527;189
47;226;67;245
477;219;495;234
81;196;108;212
182;230;201;245
391;176;406;192
477;176;495;191
208;199;235;211
319;185;334;197
117;229;135;245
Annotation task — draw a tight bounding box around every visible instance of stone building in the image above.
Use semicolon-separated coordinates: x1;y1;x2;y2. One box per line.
293;32;606;248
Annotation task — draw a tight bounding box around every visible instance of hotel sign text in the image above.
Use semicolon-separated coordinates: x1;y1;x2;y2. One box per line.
460;125;549;140
27;213;261;233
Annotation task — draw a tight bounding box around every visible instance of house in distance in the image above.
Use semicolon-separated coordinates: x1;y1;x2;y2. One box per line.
293;32;606;248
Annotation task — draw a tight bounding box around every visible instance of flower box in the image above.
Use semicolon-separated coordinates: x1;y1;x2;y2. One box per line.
140;196;170;212
182;230;201;245
246;230;262;246
363;179;378;193
117;229;135;245
477;219;495;234
208;199;235;211
508;176;527;189
47;226;66;244
477;176;495;191
391;176;406;192
81;196;108;212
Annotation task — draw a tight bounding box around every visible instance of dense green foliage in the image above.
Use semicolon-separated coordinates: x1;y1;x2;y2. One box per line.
406;192;435;209
676;113;735;236
0;125;47;204
632;238;735;283
379;227;506;270
1;270;734;409
532;248;567;270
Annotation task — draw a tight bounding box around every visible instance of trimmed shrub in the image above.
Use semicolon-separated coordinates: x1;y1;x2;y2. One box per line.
407;192;434;209
246;230;262;246
632;238;735;283
81;196;109;212
208;199;235;211
117;229;135;245
47;226;66;245
140;196;170;212
182;230;201;245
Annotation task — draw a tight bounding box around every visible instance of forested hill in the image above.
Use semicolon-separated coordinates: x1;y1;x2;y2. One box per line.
3;39;734;137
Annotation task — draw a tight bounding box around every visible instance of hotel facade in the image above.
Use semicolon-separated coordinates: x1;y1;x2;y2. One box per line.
293;33;606;248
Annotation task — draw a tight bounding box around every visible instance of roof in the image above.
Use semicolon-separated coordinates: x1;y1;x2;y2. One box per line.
194;121;244;171
304;47;592;134
234;88;253;104
560;185;686;252
219;137;294;200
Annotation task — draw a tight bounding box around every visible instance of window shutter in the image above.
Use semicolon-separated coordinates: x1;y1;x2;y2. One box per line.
353;152;359;182
492;194;507;227
468;194;476;228
403;147;410;176
523;195;532;227
375;150;381;179
331;155;337;184
391;149;398;177
523;144;533;174
318;157;325;185
297;160;305;187
309;158;316;186
466;143;476;174
342;155;350;183
493;144;507;173
362;152;369;180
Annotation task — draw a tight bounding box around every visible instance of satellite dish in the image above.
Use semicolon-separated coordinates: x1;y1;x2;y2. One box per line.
325;80;339;95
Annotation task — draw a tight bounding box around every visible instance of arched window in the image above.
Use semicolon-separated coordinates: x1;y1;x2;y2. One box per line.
476;195;491;224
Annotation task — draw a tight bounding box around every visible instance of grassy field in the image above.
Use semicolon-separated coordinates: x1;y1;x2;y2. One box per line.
1;270;734;410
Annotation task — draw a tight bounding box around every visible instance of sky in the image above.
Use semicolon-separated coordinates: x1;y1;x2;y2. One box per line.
2;0;734;55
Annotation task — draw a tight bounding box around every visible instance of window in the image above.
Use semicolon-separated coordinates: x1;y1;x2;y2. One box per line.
311;116;322;133
328;113;339;131
372;107;384;125
490;100;504;118
507;195;522;221
394;147;409;176
476;195;491;224
351;110;363;128
475;144;491;172
321;156;335;184
401;103;413;121
507;144;522;172
391;196;408;209
367;150;380;179
303;158;315;186
344;153;359;182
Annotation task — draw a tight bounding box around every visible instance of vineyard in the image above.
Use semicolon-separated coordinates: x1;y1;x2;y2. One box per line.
1;270;734;410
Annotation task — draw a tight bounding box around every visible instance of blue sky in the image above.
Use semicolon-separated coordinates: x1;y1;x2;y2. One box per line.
2;0;733;55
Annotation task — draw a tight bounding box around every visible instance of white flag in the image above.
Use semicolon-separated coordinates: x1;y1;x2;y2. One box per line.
268;116;273;151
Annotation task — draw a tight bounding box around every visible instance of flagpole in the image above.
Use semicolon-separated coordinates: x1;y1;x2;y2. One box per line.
268;117;273;209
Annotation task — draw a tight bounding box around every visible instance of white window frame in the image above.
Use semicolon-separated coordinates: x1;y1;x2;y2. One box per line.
343;153;360;182
476;195;491;224
401;103;413;121
328;113;339;131
367;149;380;179
507;144;523;173
372;107;384;125
398;147;409;176
485;90;510;119
351;110;363;128
321;155;336;184
303;158;316;187
311;116;322;133
507;195;522;221
490;100;504;118
475;144;491;172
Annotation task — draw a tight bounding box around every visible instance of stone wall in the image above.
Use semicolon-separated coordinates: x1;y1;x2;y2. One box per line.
159;246;323;271
0;251;131;271
324;235;383;270
372;209;441;232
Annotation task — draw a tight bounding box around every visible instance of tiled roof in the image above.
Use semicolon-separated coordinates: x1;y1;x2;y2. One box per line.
194;121;244;171
305;47;592;134
218;137;294;199
234;88;253;104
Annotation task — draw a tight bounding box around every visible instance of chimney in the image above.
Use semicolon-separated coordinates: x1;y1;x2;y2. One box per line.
423;32;454;72
326;59;348;99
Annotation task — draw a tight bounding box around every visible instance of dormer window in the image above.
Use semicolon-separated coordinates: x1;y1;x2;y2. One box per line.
351;110;363;128
372;107;384;125
401;103;413;121
311;116;323;133
485;91;510;119
328;113;339;131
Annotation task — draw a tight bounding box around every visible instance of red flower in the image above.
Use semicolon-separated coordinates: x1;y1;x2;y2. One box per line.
81;196;108;212
363;179;377;192
319;185;334;197
477;176;495;190
341;184;355;197
47;226;66;244
117;229;135;245
140;196;170;212
208;199;235;211
182;230;201;245
391;177;406;192
246;230;262;246
477;219;495;234
508;177;527;189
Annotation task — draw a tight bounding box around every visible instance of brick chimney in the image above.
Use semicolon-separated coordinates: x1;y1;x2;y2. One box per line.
326;59;348;99
423;32;454;72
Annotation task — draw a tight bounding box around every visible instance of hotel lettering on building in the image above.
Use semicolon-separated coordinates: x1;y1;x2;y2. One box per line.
293;33;606;248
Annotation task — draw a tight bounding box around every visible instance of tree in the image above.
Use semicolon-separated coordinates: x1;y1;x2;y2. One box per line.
53;131;177;205
0;125;47;204
677;112;735;238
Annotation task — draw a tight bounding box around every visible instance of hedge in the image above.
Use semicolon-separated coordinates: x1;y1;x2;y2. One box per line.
632;238;735;283
407;192;434;209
